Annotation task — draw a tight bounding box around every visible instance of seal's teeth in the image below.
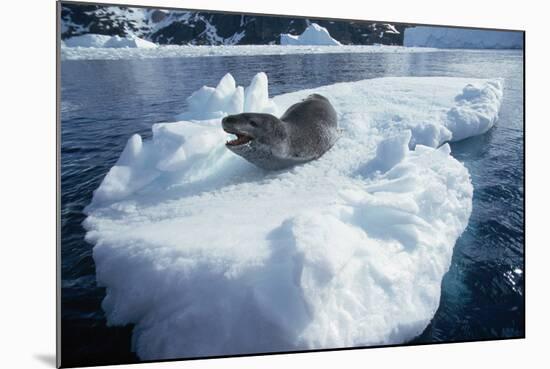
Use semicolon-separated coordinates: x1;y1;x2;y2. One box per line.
226;133;252;146
225;134;237;146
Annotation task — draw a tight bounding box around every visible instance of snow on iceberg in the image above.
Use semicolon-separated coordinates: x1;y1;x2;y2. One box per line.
281;23;342;46
83;73;503;360
63;33;158;48
404;26;523;49
176;72;277;121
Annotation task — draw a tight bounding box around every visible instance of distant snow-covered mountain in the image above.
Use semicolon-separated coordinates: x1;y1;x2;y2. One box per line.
60;3;406;46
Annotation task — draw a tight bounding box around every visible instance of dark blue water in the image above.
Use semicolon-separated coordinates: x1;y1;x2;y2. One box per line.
61;50;524;366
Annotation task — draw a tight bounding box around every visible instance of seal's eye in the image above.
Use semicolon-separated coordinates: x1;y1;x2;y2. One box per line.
249;120;258;127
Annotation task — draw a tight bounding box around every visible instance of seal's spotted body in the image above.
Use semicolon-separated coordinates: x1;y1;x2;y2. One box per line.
222;94;338;170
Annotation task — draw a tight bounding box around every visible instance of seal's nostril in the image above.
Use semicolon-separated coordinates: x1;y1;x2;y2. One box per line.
223;116;236;124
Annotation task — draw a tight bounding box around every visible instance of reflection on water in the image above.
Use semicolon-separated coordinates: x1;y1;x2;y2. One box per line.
61;49;523;366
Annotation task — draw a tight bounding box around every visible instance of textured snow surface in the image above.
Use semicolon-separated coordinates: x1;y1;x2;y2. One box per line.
60;44;438;61
64;34;157;48
281;23;342;46
84;73;503;360
404;26;523;49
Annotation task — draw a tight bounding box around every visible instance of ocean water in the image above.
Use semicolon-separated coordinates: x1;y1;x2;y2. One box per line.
60;49;524;366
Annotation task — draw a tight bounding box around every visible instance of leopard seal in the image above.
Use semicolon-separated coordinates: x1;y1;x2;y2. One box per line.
221;93;338;170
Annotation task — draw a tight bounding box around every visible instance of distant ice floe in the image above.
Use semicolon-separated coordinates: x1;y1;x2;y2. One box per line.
64;33;158;48
280;23;342;46
84;72;503;360
404;26;523;49
60;44;439;61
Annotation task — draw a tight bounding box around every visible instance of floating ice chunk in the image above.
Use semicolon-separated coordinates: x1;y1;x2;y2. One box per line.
446;80;503;141
84;73;503;360
281;23;342;46
404;26;523;49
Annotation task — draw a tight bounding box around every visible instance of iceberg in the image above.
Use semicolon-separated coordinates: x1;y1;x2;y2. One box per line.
280;23;342;46
404;26;523;49
84;72;503;360
63;33;158;49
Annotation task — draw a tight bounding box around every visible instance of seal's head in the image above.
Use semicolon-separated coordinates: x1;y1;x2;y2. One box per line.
222;113;290;170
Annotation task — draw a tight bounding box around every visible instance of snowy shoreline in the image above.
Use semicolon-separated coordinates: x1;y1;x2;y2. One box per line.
60;44;522;61
83;72;503;360
61;44;441;61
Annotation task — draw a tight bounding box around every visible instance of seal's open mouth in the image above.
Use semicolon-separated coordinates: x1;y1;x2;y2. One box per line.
226;133;252;146
222;115;254;147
